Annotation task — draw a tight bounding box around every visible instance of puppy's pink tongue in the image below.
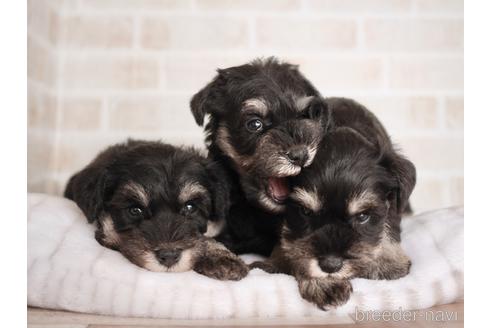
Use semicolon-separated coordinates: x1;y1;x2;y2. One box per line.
268;177;290;202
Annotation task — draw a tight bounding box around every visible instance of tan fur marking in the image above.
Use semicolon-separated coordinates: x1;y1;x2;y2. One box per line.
271;156;302;177
179;182;207;203
305;144;318;167
348;190;379;215
216;126;253;168
377;224;409;264
308;258;354;280
100;215;120;247
203;238;228;251
257;190;285;213
123;182;149;206
204;219;225;238
242;98;268;116
141;248;195;273
295;96;314;111
308;259;329;278
291;187;321;212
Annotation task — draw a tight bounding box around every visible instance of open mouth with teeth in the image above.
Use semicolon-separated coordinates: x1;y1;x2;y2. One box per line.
267;177;291;204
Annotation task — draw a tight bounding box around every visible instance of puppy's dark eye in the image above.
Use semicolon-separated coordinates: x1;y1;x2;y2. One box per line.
246;118;263;132
355;213;371;224
128;206;144;217
301;206;313;216
183;201;197;214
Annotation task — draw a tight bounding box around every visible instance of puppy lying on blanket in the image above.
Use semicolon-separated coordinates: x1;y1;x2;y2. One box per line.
253;98;416;309
64;139;248;281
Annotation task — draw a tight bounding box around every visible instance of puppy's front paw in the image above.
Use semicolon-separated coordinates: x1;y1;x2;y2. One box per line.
194;255;249;281
377;258;411;280
249;260;280;273
298;278;352;309
368;244;411;280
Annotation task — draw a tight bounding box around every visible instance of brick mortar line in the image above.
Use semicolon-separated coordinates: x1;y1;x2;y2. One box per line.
100;97;110;133
381;55;391;92
57;10;463;20
55;90;194;97
57;49;464;57
414;170;464;178
247;17;257;49
442;177;454;206
27;29;57;52
27;80;58;96
355;18;365;52
157;56;167;91
132;15;142;50
436;95;447;131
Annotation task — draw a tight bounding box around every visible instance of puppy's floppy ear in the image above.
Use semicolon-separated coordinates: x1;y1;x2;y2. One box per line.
380;151;417;213
190;69;229;126
64;165;109;223
204;160;231;222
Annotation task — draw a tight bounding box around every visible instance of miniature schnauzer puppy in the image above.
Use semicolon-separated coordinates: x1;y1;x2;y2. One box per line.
253;98;416;308
64;140;248;281
190;57;331;255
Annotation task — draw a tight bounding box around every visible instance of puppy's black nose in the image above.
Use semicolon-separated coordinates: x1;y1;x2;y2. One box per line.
156;249;182;267
319;255;343;273
286;146;309;166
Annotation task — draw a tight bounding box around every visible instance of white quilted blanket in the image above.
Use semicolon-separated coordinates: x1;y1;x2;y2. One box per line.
27;193;463;319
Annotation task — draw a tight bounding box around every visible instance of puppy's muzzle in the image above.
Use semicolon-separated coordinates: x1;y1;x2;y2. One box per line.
319;255;343;273
286;146;309;167
156;248;182;267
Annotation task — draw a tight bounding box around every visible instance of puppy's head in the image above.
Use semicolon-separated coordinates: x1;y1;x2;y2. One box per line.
64;140;230;272
190;58;331;213
283;128;416;280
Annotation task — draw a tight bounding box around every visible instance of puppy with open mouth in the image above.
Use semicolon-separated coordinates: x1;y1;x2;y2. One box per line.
64;139;248;281
190;57;331;255
252;98;416;308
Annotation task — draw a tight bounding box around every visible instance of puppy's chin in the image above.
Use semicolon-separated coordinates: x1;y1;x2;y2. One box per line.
257;191;286;214
241;177;288;213
139;249;196;273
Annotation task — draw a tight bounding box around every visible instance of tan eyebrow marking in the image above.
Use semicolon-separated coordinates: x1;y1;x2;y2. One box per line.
242;98;268;116
179;181;208;203
291;187;321;213
348;190;379;215
295;96;314;111
122;182;149;206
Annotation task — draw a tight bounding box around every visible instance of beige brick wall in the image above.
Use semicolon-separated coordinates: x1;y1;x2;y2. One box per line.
27;0;463;213
27;0;60;194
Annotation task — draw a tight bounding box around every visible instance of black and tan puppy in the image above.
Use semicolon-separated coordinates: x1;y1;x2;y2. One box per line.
190;57;330;255
64;140;248;281
254;98;416;308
